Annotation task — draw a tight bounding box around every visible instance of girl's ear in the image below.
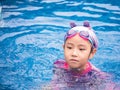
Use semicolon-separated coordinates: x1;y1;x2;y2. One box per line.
89;48;97;59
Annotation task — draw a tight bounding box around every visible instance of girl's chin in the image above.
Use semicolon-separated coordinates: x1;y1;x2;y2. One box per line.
68;63;83;71
69;64;81;70
68;61;86;67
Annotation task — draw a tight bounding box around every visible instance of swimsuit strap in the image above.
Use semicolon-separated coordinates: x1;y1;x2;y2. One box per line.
81;62;92;75
54;59;69;69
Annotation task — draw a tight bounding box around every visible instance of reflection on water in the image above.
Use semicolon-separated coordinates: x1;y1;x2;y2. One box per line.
0;0;120;90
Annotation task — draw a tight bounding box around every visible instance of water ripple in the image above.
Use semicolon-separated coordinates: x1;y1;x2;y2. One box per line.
0;30;31;42
84;3;120;11
54;11;101;18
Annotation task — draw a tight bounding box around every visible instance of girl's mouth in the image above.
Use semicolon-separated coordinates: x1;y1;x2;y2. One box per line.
70;59;79;62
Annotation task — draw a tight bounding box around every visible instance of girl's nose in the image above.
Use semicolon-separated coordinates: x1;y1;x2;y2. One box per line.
72;49;78;57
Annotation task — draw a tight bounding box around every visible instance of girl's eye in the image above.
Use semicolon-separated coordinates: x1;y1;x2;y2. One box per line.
79;48;85;51
67;46;72;49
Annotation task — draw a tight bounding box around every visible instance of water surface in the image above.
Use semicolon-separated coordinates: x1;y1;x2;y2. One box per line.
0;0;120;90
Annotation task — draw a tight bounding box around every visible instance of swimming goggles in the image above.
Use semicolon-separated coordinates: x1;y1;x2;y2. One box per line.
64;29;95;49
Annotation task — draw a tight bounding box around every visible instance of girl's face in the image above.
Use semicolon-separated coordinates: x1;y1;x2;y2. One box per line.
63;34;96;71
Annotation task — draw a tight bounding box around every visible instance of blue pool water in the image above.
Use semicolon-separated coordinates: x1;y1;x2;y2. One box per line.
0;0;120;90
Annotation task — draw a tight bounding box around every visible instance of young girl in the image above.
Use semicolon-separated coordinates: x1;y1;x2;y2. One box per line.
42;21;118;90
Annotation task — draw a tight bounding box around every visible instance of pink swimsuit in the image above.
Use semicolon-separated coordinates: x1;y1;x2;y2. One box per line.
50;59;118;90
